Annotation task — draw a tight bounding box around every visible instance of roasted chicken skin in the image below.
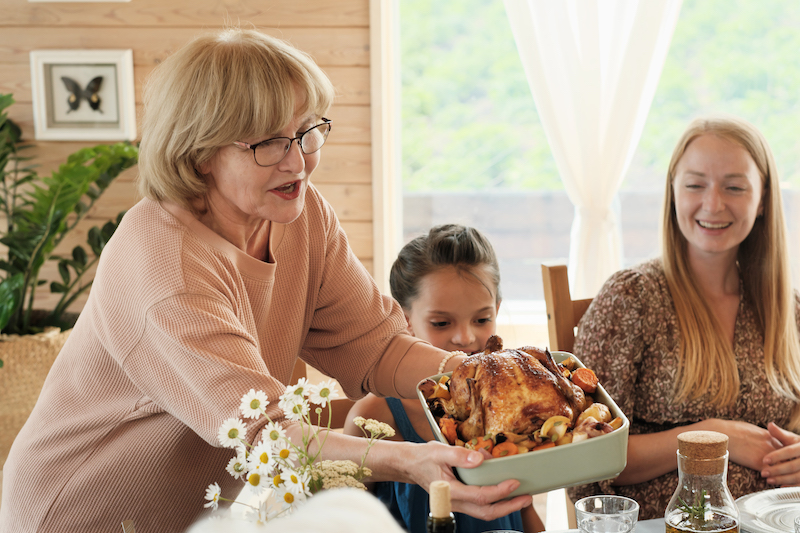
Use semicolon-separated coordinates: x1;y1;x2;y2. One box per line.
449;335;586;441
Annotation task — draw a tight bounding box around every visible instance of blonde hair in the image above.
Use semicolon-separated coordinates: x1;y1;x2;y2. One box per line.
137;27;335;209
661;115;800;428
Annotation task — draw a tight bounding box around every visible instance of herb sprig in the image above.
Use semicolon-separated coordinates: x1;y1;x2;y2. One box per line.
678;490;709;524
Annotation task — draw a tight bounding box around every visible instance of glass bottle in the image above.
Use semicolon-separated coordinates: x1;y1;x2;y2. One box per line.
665;430;739;533
428;480;456;533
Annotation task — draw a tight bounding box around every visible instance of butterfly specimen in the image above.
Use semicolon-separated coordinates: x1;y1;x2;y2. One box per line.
61;76;103;113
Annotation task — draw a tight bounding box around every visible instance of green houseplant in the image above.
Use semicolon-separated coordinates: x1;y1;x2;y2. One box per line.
0;92;137;466
0;93;138;338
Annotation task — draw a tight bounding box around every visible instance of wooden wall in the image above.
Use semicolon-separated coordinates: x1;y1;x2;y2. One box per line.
0;0;374;313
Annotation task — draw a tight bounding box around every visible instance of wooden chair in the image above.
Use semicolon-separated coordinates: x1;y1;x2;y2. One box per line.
541;263;594;353
541;263;595;529
291;359;356;429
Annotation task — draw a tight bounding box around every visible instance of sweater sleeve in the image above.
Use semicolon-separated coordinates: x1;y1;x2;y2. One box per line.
297;189;422;399
119;292;287;447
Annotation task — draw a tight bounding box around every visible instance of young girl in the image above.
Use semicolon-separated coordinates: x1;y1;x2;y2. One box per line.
344;224;544;533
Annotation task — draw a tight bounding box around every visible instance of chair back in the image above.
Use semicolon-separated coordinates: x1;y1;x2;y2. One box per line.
291;359;355;429
541;263;593;353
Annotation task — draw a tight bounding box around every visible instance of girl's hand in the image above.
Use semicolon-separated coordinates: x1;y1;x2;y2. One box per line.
707;419;782;471
761;422;800;486
406;441;532;520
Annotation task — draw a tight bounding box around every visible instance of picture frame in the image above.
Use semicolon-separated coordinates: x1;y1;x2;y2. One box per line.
29;49;137;141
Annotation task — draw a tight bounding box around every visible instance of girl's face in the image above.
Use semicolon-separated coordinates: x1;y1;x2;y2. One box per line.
404;265;499;355
673;133;764;262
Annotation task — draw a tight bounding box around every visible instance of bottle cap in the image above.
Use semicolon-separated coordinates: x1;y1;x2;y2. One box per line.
677;430;728;475
678;430;728;458
429;480;452;518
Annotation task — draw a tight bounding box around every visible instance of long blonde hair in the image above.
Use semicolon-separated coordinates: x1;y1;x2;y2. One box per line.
137;27;335;210
662;115;800;429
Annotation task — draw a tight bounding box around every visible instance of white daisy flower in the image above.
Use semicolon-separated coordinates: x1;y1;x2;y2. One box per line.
246;469;270;495
271;469;286;490
233;441;248;459
278;386;306;416
273;441;298;466
247;442;276;473
226;453;248;480
217;418;247;448
286;377;309;399
261;422;286;444
283;398;309;422
273;483;307;510
203;482;221;510
308;379;340;407
284;469;312;497
240;389;269;419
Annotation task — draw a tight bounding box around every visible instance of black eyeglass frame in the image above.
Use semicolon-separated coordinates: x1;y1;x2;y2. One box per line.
232;118;332;167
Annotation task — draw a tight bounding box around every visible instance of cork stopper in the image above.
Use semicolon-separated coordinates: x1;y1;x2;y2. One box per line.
678;430;728;475
429;480;452;518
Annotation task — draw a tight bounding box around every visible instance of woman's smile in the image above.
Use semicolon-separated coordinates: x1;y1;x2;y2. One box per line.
697;220;731;230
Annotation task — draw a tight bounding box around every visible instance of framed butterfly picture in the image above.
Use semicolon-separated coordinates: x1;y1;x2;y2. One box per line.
29;49;136;141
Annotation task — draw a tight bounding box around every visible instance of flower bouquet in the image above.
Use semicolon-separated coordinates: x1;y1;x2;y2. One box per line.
203;378;394;524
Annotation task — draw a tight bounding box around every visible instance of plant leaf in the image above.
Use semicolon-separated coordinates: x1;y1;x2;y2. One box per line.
50;281;68;293
0;273;24;331
72;246;87;267
58;261;70;284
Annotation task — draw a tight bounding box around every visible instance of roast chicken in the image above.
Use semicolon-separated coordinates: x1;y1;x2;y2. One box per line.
448;335;588;441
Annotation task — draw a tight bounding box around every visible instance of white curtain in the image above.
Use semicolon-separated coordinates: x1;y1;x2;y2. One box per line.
504;0;682;298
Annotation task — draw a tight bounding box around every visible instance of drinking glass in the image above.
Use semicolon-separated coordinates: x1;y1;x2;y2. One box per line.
575;495;639;533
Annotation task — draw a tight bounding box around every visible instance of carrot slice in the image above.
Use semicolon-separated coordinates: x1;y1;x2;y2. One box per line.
532;441;556;451
572;368;599;394
465;435;494;453
439;417;458;445
491;441;519;458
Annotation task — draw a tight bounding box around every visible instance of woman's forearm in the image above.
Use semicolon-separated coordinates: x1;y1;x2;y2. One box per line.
286;423;534;520
284;423;415;483
392;343;466;398
613;432;681;485
615;418;782;485
613;422;718;485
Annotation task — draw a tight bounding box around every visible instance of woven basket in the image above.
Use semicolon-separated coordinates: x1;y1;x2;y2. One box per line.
0;327;72;469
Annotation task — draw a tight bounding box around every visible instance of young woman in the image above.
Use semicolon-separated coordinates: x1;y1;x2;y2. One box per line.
344;224;545;533
569;115;800;519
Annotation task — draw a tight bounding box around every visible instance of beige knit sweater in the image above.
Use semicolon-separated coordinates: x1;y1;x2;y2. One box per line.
0;186;429;533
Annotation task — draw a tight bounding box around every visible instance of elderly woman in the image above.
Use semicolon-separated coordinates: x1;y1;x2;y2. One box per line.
569;115;800;519
0;28;531;533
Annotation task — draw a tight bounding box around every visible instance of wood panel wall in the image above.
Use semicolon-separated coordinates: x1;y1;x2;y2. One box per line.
0;0;374;313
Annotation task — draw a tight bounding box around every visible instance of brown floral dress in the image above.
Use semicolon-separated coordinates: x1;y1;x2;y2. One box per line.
567;258;799;520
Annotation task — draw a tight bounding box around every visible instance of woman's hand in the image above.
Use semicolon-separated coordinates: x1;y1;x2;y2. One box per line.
402;441;532;520
707;419;783;471
760;422;800;486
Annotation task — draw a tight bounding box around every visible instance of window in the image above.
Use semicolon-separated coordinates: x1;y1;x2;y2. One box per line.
399;0;800;336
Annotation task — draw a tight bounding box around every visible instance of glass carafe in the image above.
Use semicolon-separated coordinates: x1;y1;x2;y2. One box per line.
665;430;739;533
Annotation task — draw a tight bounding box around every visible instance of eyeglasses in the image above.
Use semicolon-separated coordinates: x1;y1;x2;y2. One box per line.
233;118;332;167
